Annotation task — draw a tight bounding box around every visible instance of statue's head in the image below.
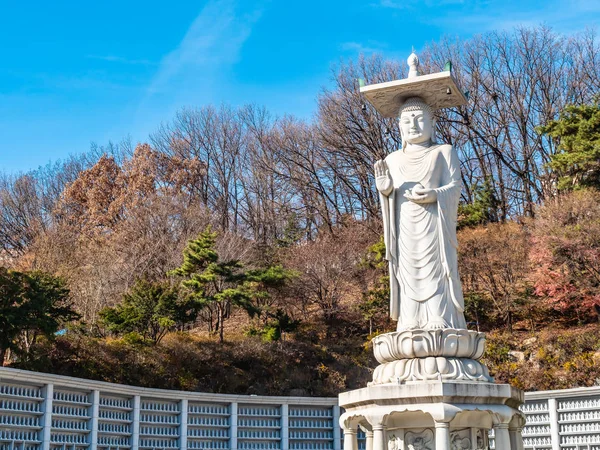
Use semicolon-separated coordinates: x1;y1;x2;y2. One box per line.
399;97;436;149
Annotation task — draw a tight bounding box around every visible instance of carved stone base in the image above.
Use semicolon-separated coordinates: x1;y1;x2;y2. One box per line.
372;357;493;385
339;382;525;450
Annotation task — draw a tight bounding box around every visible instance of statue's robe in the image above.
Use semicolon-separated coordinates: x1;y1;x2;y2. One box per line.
380;144;467;330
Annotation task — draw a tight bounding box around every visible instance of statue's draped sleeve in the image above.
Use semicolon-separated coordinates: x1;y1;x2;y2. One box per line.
433;146;464;314
379;182;400;321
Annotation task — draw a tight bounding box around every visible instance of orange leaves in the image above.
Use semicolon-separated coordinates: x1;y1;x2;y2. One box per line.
58;144;207;236
60;155;125;233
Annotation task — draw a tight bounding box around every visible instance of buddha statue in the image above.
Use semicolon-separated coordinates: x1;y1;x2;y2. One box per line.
374;95;467;331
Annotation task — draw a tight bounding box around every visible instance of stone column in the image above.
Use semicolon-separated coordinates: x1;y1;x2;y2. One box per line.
434;423;451;450
343;428;358;450
509;426;524;450
469;428;478;450
373;425;386;450
494;424;511;449
365;429;374;450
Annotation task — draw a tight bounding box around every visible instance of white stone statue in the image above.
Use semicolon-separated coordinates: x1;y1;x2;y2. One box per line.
374;95;467;331
339;51;525;450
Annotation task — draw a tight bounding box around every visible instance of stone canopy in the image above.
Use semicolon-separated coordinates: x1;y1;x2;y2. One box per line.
360;70;467;117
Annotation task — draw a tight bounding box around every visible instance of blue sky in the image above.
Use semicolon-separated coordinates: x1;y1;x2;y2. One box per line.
1;0;599;173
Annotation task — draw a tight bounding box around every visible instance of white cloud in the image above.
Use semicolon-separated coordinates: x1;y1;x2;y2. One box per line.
146;0;264;96
128;0;266;139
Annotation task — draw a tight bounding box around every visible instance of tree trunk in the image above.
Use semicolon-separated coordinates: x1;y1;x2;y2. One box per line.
218;305;224;344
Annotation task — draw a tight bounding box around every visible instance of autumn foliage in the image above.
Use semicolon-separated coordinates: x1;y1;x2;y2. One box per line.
529;189;600;320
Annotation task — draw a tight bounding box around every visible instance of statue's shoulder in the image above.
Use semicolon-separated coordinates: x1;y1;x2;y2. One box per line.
434;143;453;154
384;150;402;162
433;144;456;160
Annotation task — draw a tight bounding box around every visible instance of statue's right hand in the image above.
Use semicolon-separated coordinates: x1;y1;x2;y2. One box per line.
374;160;393;194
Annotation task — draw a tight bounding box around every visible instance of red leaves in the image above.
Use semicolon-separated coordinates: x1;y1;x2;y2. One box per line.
529;189;600;318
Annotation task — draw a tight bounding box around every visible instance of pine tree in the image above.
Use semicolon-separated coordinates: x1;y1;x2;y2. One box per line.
0;268;78;363
538;99;600;190
100;279;194;344
358;238;389;335
169;227;294;343
457;178;499;229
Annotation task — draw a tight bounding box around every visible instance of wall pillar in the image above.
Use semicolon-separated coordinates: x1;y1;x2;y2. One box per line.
343;428;358;450
494;424;510;450
89;390;99;449
281;404;289;450
548;398;560;450
230;402;238;450
333;406;342;450
41;383;53;450
434;423;450;450
179;399;188;450
131;395;141;450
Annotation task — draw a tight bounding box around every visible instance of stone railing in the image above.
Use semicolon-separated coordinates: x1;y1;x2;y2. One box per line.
1;367;600;450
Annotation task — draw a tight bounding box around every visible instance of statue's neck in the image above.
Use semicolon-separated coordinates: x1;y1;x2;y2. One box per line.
404;141;433;154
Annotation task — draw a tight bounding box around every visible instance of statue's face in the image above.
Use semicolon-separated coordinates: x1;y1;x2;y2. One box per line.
400;107;433;145
412;438;424;450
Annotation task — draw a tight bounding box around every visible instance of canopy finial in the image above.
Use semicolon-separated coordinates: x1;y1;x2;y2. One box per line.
407;51;419;79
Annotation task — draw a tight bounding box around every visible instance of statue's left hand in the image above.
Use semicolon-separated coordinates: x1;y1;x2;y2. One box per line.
405;187;437;204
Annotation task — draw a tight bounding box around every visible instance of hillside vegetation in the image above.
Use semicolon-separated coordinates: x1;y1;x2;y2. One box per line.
2;25;600;394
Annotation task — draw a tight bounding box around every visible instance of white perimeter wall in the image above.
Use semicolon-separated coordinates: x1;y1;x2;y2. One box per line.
1;367;599;450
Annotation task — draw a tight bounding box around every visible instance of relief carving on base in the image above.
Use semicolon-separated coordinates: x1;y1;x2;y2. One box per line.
450;429;471;450
405;429;434;450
